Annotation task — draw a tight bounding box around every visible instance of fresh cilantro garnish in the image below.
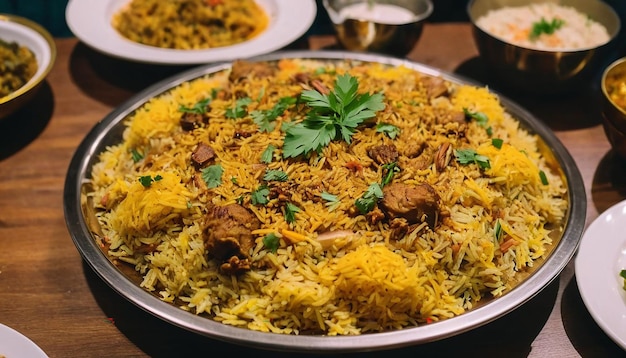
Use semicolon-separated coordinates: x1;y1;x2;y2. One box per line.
494;219;503;243
321;191;340;211
251;96;296;132
130;148;144;163
138;174;163;188
201;164;224;188
454;149;491;169
492;138;503;149
230;176;238;185
261;145;276;164
376;123;400;139
539;170;549;185
263;233;280;253
463;108;492;135
355;182;384;214
284;202;301;223
179;98;211;114
263;170;288;182
530;17;565;40
251;185;270;205
226;97;252;119
381;162;400;186
282;73;385;158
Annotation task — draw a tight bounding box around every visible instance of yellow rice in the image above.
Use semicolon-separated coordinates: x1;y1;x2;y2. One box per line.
111;0;269;50
87;58;568;335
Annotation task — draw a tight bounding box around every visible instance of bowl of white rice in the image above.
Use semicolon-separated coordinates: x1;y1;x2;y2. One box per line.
467;0;621;95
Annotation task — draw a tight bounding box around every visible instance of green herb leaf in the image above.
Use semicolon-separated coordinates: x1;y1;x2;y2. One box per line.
251;185;270;205
261;145;276;164
464;108;492;135
263;233;280;253
201;164;224;188
284;202;301;223
381;162;400;186
530;17;565;40
355;182;384;214
251;96;296;132
321;191;340;211
376;123;400;139
492;138;503;149
130;148;144;163
494;219;503;243
138;174;162;188
179;98;211;114
263;170;288;182
539;170;549;185
621;269;626;290
283;73;385;158
454;149;490;169
226;97;252;119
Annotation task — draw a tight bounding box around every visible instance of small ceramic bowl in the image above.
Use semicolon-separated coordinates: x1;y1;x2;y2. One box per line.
467;0;621;95
322;0;433;57
0;14;56;119
600;57;626;159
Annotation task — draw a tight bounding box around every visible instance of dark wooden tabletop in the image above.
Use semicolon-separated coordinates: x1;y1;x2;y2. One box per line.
1;22;625;357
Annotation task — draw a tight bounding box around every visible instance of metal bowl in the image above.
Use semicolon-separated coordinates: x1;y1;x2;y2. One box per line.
0;14;56;119
467;0;621;95
322;0;433;57
63;50;586;353
600;56;626;159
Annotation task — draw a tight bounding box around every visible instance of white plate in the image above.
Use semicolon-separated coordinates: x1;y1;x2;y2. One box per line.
575;200;626;350
0;323;48;358
65;0;317;65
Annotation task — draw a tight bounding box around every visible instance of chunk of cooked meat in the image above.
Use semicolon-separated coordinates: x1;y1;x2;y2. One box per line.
367;144;399;165
191;142;215;169
229;60;276;82
203;203;261;274
423;76;449;98
180;112;206;131
380;182;440;229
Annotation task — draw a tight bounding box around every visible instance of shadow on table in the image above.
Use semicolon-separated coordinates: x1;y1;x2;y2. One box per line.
453;57;603;132
0;82;54;161
589;150;626;215
84;260;558;358
561;274;625;357
67;43;194;108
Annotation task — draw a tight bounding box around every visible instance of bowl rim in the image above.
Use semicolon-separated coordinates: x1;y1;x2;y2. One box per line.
466;0;622;53
63;50;587;353
601;57;626;117
322;0;434;25
0;14;57;106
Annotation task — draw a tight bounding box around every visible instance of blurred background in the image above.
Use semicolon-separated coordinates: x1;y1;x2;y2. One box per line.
0;0;623;44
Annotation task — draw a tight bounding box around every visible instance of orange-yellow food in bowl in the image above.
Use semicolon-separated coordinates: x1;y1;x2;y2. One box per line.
112;0;269;50
605;68;626;111
0;38;38;98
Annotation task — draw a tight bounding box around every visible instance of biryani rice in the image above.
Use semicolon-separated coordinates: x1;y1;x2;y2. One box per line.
88;58;568;335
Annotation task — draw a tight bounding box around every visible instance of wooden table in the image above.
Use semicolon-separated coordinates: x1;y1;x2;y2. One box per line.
1;23;625;357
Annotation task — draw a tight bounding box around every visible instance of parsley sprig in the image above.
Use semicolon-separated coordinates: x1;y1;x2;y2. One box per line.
530;17;565;40
282;73;385;158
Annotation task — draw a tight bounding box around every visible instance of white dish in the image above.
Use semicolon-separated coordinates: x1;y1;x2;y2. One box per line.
65;0;317;65
575;199;626;350
0;323;48;358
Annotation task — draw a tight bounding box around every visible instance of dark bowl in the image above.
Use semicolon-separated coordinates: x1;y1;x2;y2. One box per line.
601;57;626;159
322;0;433;57
467;0;621;96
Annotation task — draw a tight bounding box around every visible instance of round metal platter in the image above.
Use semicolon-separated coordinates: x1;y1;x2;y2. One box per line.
63;50;586;353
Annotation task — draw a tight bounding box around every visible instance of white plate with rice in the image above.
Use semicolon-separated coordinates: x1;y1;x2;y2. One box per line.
575;200;626;350
65;0;317;65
